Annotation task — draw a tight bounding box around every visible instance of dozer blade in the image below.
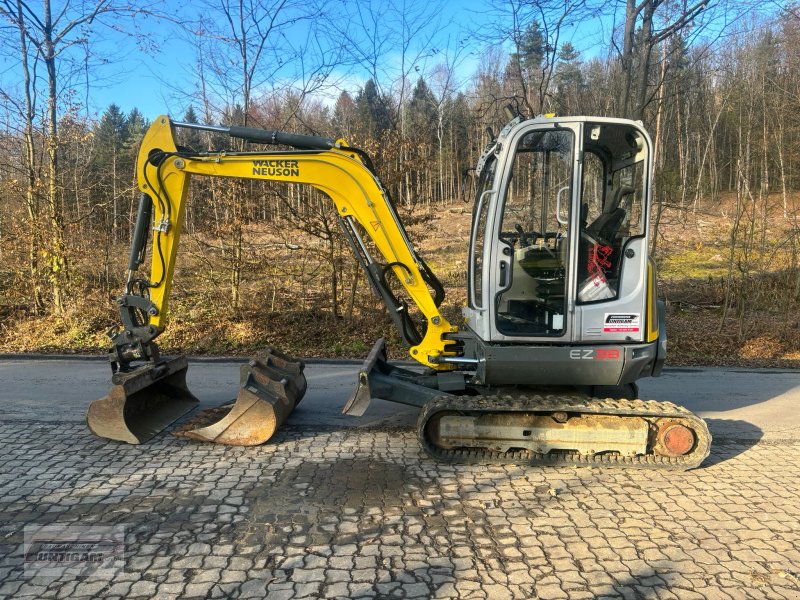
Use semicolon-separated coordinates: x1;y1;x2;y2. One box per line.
175;348;306;446
342;338;387;417
87;356;198;444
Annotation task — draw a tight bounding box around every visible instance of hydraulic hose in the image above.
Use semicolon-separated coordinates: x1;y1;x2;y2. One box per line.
128;192;153;271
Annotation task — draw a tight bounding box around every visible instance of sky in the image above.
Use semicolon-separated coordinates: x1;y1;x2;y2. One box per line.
0;0;742;125
80;0;514;119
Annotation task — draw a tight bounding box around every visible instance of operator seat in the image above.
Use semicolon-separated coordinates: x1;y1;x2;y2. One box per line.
586;185;635;243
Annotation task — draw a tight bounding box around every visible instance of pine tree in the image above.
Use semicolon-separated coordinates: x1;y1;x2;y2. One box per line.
356;79;393;138
507;21;547;114
553;43;584;115
408;78;438;147
94;104;130;240
179;106;204;151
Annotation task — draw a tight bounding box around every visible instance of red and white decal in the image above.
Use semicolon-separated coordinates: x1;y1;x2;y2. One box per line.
569;348;621;360
604;313;640;333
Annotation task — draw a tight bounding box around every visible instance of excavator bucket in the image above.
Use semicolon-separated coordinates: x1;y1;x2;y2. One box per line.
86;356;198;444
174;348;306;445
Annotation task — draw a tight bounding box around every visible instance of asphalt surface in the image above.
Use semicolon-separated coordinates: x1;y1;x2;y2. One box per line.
1;357;798;441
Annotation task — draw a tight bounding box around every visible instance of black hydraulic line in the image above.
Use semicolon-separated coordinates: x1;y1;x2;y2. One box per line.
338;145;378;175
379;262;424;346
128;192;152;271
418;257;446;308
337;216;383;300
337;216;422;348
228;126;335;150
172;120;335;151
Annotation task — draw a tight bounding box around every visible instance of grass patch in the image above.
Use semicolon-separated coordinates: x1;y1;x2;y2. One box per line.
659;244;730;280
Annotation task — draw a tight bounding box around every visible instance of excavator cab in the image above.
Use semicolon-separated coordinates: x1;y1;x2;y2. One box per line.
463;116;663;388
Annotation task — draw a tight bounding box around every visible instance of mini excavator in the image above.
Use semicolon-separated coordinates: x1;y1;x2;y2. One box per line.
87;113;711;469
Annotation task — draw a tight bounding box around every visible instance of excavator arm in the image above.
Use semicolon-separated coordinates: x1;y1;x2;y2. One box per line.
113;115;457;371
88;115;461;446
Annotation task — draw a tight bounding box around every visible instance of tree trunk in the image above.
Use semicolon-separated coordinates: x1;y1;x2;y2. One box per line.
15;0;43;313
328;235;339;317
43;0;69;314
230;223;243;315
633;5;655;119
619;0;638;116
346;267;359;320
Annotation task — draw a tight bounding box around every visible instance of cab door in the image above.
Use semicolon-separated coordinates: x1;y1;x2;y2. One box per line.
575;120;652;344
487;122;581;343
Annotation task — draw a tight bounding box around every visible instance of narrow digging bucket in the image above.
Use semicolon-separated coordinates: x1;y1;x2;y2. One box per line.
175;348;306;446
87;356;199;444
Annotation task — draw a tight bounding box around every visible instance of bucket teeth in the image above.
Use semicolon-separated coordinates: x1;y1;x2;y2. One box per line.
175;348;306;446
86;356;198;444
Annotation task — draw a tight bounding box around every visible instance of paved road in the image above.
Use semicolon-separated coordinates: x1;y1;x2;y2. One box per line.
1;357;799;599
2;358;799;440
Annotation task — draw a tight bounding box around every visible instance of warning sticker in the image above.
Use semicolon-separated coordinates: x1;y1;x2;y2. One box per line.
604;313;640;333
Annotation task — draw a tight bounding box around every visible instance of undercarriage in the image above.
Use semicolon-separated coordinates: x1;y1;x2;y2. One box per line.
418;394;711;470
345;339;711;471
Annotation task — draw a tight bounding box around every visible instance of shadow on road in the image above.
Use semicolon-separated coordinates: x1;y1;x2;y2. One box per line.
699;418;763;467
239;416;763;473
646;367;800;414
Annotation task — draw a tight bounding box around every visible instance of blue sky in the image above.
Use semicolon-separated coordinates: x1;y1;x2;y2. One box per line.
1;0;739;124
75;0;616;120
83;0;486;118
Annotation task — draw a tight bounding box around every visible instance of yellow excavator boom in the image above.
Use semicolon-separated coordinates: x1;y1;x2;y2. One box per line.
137;116;457;367
88;115;459;446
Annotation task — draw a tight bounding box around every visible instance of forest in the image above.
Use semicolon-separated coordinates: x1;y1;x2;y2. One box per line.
0;0;798;366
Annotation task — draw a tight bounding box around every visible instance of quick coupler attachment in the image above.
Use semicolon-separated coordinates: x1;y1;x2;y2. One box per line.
175;348;307;446
87;356;198;444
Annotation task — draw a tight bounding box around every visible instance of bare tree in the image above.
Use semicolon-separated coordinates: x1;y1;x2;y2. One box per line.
0;0;145;313
0;0;43;312
184;0;343;129
479;0;599;116
323;0;446;130
616;0;709;118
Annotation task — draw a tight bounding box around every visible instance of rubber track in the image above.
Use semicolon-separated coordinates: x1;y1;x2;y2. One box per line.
416;394;712;471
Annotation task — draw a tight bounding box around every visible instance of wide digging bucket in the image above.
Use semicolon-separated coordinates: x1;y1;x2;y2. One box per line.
175;348;306;446
87;356;199;444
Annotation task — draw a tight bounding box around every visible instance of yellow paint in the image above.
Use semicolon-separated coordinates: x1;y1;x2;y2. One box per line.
647;258;659;343
136;117;189;332
136;116;457;369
